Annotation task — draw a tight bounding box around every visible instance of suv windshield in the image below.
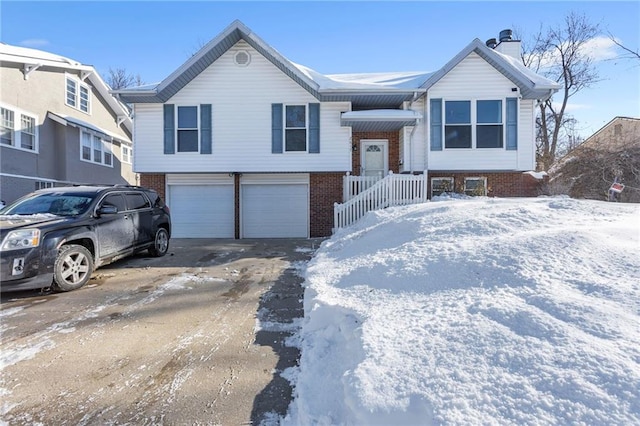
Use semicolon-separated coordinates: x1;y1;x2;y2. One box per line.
2;193;95;217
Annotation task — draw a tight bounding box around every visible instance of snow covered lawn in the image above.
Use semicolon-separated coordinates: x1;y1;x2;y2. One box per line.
283;197;640;425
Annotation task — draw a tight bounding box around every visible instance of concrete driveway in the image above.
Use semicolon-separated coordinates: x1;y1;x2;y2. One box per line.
0;238;323;425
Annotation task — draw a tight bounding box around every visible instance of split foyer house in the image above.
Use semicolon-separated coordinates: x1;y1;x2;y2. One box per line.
0;43;135;204
114;20;560;238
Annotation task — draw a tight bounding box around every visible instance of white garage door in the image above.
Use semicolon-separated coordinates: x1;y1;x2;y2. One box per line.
242;178;308;238
168;181;234;238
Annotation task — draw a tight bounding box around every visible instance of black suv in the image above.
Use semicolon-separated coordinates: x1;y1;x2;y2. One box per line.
0;185;171;292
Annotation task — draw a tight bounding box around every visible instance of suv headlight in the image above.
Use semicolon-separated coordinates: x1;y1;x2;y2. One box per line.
1;229;41;251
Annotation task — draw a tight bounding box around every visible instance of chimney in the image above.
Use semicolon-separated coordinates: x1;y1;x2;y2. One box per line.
492;29;522;62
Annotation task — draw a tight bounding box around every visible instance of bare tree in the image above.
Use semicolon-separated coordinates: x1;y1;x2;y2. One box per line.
608;32;640;61
106;67;144;90
520;12;601;171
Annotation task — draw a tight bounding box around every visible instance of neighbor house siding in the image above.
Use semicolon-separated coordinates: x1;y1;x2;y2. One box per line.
427;52;533;171
132;41;351;173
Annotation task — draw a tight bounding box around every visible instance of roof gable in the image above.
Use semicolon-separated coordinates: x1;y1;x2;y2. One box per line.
421;39;560;100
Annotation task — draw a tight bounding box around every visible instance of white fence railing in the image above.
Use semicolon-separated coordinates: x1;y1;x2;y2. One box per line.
343;174;382;201
334;171;428;230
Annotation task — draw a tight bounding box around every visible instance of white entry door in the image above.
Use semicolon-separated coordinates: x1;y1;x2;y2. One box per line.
361;140;388;178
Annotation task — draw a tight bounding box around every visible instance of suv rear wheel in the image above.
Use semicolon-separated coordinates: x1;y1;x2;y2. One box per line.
148;228;169;257
53;244;94;292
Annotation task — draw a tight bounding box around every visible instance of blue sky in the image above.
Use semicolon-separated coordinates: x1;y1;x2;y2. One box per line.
1;1;638;137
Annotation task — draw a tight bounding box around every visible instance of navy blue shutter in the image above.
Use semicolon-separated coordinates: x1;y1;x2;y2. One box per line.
272;103;283;153
163;104;175;154
506;98;518;150
200;104;212;154
309;103;320;153
430;98;443;151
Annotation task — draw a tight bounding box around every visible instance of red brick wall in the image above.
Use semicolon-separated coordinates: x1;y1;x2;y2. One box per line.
427;171;543;198
140;174;166;201
352;131;400;175
310;173;344;237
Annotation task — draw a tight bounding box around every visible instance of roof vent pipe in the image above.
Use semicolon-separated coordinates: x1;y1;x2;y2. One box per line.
499;29;513;42
486;38;497;49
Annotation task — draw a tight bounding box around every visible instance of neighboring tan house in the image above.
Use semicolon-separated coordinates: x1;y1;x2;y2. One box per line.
114;20;560;238
0;43;135;204
549;116;640;202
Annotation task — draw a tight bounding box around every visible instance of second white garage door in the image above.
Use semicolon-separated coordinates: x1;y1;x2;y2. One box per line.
241;176;309;238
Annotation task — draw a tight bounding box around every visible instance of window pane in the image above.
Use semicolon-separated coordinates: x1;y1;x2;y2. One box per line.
82;132;92;160
477;125;504;148
125;193;150;210
93;136;102;163
477;100;502;124
21;134;34;150
445;125;471;148
66;78;77;107
102;194;126;212
1;108;14;145
177;129;199;152
431;178;454;196
286;105;306;128
445;101;470;124
177;106;198;128
285;129;306;151
20;115;36;150
80;86;90;112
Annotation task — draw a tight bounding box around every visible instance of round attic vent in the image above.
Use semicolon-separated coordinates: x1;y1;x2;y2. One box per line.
234;50;251;67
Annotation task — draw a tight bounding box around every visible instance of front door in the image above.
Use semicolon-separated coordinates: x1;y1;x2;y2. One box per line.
361;140;388;178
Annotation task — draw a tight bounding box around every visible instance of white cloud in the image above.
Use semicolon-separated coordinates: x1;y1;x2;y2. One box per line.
524;36;620;70
19;39;50;48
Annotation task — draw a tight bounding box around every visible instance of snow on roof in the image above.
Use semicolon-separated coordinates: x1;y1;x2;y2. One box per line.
341;109;422;120
292;62;433;91
490;49;561;90
0;42;88;69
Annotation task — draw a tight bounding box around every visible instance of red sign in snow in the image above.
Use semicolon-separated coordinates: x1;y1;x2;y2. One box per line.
609;183;625;193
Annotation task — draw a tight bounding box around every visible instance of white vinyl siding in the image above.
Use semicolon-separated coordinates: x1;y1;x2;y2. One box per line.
166;174;234;238
427;52;534;171
132;41;351;173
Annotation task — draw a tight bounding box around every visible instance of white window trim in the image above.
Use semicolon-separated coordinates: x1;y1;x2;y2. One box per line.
283;103;308;153
175;105;200;153
464;177;488;196
65;73;91;114
0;103;39;153
442;98;507;151
79;130;113;168
121;144;132;164
431;177;454;196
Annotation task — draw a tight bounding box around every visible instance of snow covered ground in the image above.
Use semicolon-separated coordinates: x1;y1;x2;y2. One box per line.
282;196;640;425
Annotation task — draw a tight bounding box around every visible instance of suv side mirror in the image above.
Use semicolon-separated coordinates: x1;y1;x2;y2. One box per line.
96;205;118;216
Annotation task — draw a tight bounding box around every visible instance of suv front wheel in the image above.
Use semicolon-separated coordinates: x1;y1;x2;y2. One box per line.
148;228;169;257
53;244;94;292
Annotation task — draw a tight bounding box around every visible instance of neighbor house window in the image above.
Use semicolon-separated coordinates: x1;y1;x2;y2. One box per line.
177;106;199;152
35;181;55;190
80;130;112;166
66;76;91;113
464;177;487;196
445;101;471;148
122;145;132;164
20;115;36;150
431;177;454;197
476;100;503;148
0;106;38;152
285;105;307;152
1;107;14;146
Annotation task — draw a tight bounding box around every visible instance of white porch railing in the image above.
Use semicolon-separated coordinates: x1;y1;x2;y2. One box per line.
334;171;428;230
343;173;382;202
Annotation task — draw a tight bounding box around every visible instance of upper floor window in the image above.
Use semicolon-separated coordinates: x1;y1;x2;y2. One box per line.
66;76;91;113
177;106;199;152
476;100;503;148
122;145;132;164
445;101;471;149
81;130;112;167
285;105;307;152
0;106;38;152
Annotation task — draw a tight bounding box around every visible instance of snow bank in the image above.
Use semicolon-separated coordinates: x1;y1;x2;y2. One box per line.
283;197;640;425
